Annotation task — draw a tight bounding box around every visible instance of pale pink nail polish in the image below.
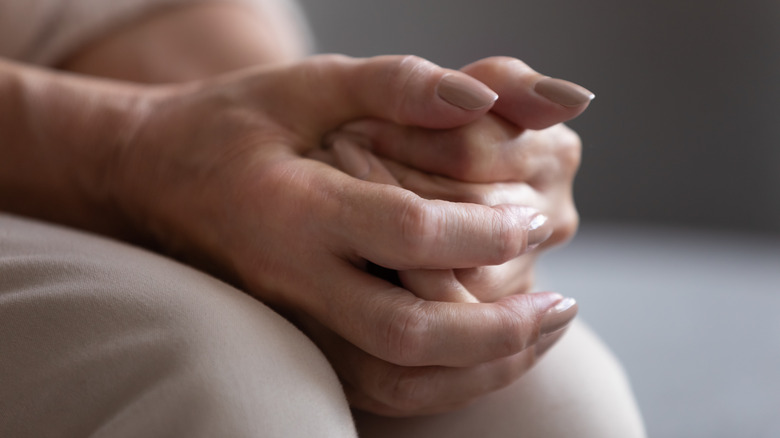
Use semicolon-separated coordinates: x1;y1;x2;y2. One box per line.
437;74;498;110
539;297;578;336
534;77;595;107
527;214;553;247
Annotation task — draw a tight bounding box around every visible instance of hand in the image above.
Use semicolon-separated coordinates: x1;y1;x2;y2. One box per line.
110;55;579;415
318;57;589;302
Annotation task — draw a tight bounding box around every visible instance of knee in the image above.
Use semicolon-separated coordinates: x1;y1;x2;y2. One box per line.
92;245;359;437
0;218;356;437
507;321;647;438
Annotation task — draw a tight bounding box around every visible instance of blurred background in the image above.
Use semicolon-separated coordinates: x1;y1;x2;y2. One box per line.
296;0;780;436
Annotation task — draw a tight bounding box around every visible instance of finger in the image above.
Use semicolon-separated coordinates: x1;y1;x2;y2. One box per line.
247;54;497;143
377;158;545;206
324;139;481;304
337;337;537;416
337;114;515;183
461;57;594;130
343;350;536;417
335;184;546;269
298;153;547;268
301;151;555;268
376;157;574;252
455;257;538;303
301;309;572;416
398;269;479;303
313;259;577;367
328;134;401;185
339;115;580;184
307;147;568;263
306;147;549;268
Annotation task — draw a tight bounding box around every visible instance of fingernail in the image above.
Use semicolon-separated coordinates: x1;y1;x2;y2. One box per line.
332;138;370;180
534;77;595;107
534;326;568;359
539;297;578;336
527;213;553;248
437;74;498;110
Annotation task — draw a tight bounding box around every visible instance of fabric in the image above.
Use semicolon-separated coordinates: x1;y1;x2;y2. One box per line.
0;0;310;65
0;213;357;437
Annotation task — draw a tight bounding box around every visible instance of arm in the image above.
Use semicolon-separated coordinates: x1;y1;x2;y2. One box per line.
0;54;574;417
46;3;591;302
36;3;591;413
0;0;309;235
60;1;310;82
0;58;147;239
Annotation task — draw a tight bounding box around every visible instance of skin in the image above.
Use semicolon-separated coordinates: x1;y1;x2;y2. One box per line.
2;2;588;416
324;56;583;304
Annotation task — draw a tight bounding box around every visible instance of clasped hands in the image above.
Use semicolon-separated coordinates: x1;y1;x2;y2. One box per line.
113;54;592;416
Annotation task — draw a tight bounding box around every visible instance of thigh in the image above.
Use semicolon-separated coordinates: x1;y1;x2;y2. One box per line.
355;320;646;438
0;214;356;438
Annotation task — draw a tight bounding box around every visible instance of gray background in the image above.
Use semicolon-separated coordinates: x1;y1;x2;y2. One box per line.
298;0;780;234
296;1;780;437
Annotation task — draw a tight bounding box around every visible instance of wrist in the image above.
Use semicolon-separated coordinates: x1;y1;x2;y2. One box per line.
0;59;157;240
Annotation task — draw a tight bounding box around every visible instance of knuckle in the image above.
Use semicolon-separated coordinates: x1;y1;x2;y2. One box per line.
446;124;503;181
546;205;579;247
464;262;536;302
555;206;580;245
491;210;526;263
508;150;535;181
493;303;531;354
384;55;436;122
458;265;503;292
446;141;481;179
396;197;440;261
312;53;352;66
456;186;496;206
467;56;531;76
383;367;437;412
553;125;583;172
300;54;352;82
380;303;430;366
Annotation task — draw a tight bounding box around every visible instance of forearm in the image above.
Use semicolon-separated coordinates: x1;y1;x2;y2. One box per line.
60;1;309;83
0;58;146;238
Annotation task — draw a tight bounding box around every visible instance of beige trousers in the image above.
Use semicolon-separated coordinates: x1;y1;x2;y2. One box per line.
0;213;645;437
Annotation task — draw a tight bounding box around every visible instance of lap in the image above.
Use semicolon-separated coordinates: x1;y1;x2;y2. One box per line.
0;213;355;438
0;213;644;437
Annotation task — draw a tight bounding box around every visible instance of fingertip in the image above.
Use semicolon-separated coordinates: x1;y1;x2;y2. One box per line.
399;269;480;303
436;72;498;111
533;77;595;108
527;213;554;249
540;296;578;334
460;56;594;129
502;291;578;334
491;204;552;258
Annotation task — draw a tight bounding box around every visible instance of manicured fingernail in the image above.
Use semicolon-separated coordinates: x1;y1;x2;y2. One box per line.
539;297;578;336
437;74;498;110
534;326;568;359
527;213;553;248
332;138;370;180
534;77;595;107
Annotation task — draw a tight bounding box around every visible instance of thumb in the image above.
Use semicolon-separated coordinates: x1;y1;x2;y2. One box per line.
251;54;497;138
